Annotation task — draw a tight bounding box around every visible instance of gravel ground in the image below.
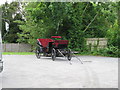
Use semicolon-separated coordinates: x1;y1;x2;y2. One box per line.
0;55;118;88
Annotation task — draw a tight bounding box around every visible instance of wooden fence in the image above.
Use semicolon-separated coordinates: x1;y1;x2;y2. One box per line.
2;43;32;52
86;38;107;51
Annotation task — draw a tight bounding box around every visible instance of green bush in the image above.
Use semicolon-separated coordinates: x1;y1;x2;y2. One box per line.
98;46;119;57
75;45;119;57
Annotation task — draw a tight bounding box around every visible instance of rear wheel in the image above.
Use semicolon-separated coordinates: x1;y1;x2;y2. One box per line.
35;47;42;59
51;48;56;61
67;49;72;61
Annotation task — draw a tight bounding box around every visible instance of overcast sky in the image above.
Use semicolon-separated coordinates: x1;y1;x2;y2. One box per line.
0;0;14;5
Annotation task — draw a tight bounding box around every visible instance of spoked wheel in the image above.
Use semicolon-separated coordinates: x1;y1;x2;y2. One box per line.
35;47;42;59
67;49;72;61
51;48;56;61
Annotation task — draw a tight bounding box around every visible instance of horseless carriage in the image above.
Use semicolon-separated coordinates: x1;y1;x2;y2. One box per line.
35;36;72;61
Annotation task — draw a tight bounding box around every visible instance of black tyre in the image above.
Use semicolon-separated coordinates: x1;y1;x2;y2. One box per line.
35;47;42;59
51;48;56;61
67;49;72;61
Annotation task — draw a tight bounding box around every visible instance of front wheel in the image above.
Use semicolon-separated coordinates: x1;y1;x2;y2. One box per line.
67;49;72;61
51;48;56;61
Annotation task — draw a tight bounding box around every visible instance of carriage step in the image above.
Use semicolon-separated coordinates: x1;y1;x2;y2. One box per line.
72;51;79;54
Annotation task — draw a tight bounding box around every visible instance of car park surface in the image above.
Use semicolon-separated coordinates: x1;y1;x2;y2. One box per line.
1;55;118;88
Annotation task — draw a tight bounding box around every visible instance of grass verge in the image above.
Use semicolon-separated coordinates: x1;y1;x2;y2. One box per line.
75;52;118;58
2;52;118;58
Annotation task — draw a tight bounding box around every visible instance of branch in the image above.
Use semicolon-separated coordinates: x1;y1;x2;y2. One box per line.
81;2;89;17
83;12;99;32
56;20;61;35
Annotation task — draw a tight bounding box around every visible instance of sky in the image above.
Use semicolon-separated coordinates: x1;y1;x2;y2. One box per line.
0;0;14;5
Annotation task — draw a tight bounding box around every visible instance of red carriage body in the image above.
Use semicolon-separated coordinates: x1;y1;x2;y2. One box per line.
37;36;69;48
36;36;71;61
37;39;54;48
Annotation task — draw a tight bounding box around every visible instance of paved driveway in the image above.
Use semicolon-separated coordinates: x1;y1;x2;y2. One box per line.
0;55;118;88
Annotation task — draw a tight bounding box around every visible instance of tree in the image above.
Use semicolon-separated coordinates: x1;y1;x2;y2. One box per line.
2;2;23;43
17;2;118;50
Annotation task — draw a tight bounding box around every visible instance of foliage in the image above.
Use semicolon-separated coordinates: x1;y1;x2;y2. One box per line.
2;2;23;43
76;45;119;57
102;2;120;57
107;20;120;47
16;2;118;48
98;46;119;57
1;2;119;57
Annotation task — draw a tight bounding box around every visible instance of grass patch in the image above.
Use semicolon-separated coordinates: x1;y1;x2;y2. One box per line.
3;52;35;55
2;51;118;58
75;52;95;56
75;51;118;58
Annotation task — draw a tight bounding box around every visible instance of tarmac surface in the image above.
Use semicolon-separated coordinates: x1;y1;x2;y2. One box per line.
0;55;118;88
